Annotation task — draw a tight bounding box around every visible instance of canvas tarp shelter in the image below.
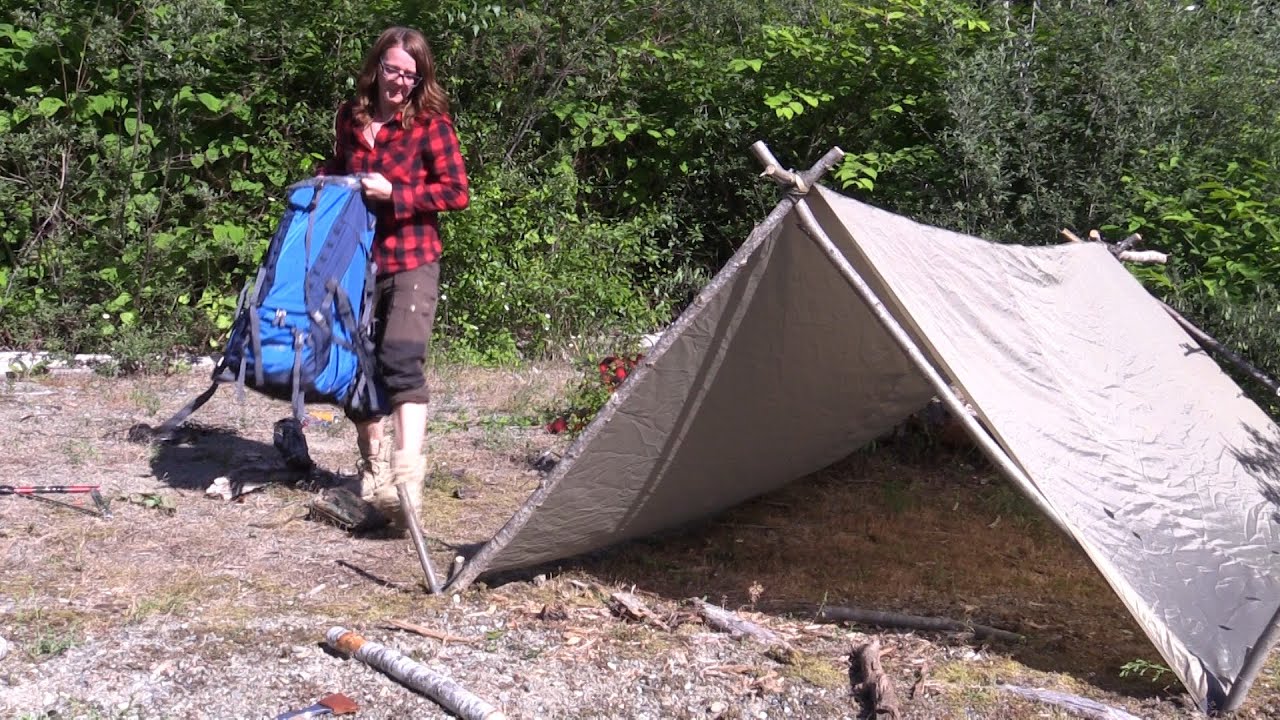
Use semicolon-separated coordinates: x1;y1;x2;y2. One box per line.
448;176;1280;714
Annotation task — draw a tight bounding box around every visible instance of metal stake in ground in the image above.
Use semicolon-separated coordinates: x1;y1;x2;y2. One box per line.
397;482;442;594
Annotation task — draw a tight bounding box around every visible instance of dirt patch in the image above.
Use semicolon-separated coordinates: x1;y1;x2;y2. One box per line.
1;365;1278;719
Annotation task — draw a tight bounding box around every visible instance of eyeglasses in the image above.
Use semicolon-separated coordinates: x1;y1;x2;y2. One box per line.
379;62;422;85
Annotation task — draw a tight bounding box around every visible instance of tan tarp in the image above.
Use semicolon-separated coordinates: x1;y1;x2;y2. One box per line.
461;204;936;575
454;185;1280;713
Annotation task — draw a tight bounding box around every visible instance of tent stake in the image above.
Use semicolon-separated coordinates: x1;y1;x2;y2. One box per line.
748;142;1078;541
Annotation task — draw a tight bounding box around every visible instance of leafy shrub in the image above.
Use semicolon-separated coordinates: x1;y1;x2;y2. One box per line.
1118;156;1280;300
437;159;684;363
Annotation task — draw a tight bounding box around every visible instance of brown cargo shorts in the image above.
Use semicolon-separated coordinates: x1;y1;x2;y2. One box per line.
369;262;440;412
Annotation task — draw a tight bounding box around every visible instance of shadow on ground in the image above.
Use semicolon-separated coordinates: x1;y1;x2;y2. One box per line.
130;421;346;497
510;438;1180;702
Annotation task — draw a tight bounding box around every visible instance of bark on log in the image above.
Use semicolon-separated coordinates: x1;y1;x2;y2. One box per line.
998;684;1144;720
1115;232;1144;253
693;599;797;662
610;591;668;629
1115;249;1168;265
327;627;506;720
850;639;902;719
773;603;1023;643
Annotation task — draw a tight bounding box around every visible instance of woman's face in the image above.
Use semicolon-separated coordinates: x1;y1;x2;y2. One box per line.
376;45;420;113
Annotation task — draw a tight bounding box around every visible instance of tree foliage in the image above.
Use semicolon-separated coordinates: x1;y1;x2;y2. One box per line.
2;0;1278;383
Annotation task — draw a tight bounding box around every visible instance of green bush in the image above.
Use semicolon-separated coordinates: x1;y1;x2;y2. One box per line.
3;0;1280;378
0;0;390;354
1117;156;1280;301
437;159;688;363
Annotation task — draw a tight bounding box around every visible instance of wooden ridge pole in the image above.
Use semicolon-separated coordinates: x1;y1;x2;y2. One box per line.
749;140;1077;540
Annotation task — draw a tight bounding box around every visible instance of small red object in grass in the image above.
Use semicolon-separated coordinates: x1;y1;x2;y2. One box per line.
597;354;643;388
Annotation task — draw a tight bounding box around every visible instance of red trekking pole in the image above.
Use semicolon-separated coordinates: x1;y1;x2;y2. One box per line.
0;484;112;518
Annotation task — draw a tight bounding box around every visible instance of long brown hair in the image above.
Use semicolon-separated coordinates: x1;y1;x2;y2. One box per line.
352;26;449;127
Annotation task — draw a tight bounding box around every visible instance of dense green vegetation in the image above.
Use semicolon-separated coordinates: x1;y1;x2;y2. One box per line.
2;0;1278;403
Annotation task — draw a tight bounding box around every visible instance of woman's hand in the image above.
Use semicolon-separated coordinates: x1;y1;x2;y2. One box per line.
361;173;393;202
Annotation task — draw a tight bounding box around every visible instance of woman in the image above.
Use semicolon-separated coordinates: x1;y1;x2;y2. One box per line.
319;26;469;531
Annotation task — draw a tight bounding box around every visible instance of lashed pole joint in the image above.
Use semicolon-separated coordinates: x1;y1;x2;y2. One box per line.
752;142;845;196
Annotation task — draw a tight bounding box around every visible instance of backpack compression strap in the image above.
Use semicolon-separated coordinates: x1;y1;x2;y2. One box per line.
330;278;383;416
151;381;220;440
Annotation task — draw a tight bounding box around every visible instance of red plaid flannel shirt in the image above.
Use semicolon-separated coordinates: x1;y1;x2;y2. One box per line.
319;101;469;274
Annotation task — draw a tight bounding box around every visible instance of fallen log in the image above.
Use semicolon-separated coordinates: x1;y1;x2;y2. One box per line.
850;639;902;719
693;599;796;663
998;684;1144;720
769;602;1023;643
327;627;506;720
610;591;669;629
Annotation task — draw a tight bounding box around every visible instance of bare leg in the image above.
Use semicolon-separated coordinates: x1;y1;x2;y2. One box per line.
355;417;385;454
392;401;428;455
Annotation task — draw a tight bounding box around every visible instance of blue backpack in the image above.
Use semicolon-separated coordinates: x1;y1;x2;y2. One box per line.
151;175;386;459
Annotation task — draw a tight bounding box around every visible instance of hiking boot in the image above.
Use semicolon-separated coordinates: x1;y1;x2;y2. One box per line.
367;449;425;533
356;438;391;500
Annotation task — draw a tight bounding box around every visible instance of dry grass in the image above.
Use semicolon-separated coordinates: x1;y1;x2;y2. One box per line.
578;442;1171;697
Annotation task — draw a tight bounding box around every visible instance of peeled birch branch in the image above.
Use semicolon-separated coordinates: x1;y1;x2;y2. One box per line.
326;627;507;720
1115;250;1168;265
998;684;1144;720
759;164;809;193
